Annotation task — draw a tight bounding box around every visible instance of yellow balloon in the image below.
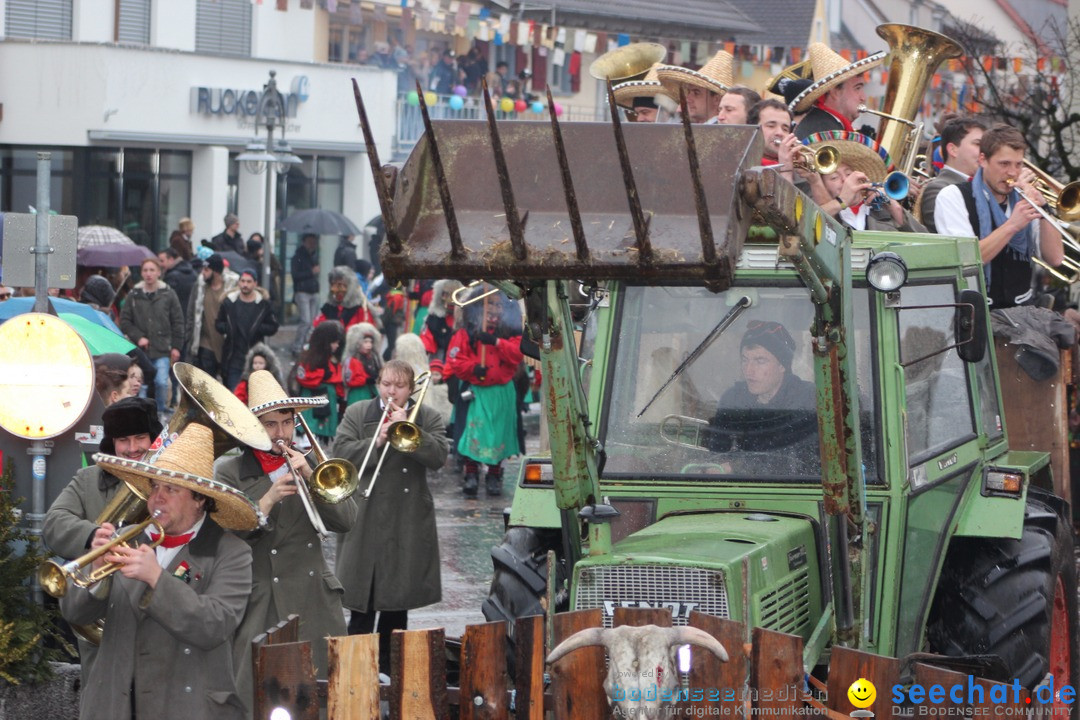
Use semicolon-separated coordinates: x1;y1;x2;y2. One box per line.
500;97;514;113
424;92;438;106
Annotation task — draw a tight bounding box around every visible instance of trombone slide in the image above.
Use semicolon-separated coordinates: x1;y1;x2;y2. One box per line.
277;440;331;539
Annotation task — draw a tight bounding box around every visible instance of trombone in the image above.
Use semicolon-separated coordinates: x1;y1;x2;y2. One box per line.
358;371;433;498
1006;177;1080;284
38;508;164;598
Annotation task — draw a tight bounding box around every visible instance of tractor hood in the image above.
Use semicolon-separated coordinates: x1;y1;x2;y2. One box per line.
572;511;823;633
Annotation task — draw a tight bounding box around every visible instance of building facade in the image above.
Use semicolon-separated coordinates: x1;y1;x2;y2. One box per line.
0;0;396;301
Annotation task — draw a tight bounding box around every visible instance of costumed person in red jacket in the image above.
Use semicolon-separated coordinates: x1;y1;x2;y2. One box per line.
445;285;524;497
232;342;286;406
313;266;379;335
296;320;345;445
342;321;383;405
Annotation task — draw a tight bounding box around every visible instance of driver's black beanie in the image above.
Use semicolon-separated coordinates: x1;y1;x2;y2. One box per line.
741;321;796;370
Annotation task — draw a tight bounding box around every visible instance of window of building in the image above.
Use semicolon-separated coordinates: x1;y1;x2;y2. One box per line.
0;148;75;217
195;0;252;57
5;0;72;40
278;156;345;315
117;0;151;44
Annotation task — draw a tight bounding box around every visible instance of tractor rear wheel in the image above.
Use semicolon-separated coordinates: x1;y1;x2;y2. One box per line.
927;489;1077;712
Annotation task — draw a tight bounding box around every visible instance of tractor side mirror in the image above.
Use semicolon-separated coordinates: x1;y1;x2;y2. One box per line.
956;289;988;363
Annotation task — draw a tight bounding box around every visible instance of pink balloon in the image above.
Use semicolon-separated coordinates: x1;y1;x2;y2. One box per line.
553;102;564;117
514;99;527;113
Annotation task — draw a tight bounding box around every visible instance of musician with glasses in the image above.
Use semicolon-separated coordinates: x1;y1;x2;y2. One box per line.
334;359;449;673
215;369;357;718
934;124;1063;308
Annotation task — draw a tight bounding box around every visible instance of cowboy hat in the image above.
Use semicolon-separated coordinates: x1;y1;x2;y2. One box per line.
655;50;733;98
247;369;327;416
94;423;262;531
802;131;892;183
788;43;885;114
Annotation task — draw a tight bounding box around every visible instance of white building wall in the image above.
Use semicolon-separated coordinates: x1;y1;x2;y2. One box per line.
252;0;320;63
191;145;230;248
73;0;114;43
151;0;196;52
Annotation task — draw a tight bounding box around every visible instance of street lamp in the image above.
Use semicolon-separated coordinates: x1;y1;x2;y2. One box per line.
236;70;302;295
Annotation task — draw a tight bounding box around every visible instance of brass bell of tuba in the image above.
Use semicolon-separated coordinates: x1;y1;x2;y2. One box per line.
872;24;965;176
589;42;667;83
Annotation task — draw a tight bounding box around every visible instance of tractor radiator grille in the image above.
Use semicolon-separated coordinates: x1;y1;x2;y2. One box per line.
757;570;811;635
574;565;729;628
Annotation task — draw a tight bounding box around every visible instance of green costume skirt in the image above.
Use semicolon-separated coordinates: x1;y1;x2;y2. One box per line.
459;382;518;465
346;384;375;406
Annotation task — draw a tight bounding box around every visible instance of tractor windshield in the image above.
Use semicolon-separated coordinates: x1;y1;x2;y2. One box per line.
600;285;878;482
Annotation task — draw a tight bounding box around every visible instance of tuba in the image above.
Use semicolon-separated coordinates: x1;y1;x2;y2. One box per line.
589;42;667;83
871;24;965;176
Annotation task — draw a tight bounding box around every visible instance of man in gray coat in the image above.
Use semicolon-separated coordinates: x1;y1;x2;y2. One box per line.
43;397;161;683
334;359;448;672
216;369;358;717
60;423;260;720
119;257;185;418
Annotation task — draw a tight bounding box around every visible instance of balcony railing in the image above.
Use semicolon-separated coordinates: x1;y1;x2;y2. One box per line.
392;92;609;160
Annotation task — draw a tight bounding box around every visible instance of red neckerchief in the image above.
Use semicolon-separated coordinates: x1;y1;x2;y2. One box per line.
760;156;780;166
814;98;855;132
254;449;287;473
149;530;195;548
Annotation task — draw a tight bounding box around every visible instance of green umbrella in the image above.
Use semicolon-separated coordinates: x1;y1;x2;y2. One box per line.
59;313;135;355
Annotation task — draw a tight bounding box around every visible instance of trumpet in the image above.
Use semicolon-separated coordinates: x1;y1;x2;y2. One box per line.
359;372;433;498
774;140;840;175
867;171;911;210
38;509;164;598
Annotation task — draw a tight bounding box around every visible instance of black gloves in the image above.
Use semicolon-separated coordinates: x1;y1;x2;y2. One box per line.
474;365;488;380
475;331;497;346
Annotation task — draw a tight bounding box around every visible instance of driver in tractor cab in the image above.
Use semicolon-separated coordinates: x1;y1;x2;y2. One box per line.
705;321;816;462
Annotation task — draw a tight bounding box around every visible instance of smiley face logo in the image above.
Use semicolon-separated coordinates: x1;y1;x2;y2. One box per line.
847;678;876;709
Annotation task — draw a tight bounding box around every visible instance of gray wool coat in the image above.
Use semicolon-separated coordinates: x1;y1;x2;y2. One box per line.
216;450;357;715
60;519;252;720
334;399;448;612
42;466;128;685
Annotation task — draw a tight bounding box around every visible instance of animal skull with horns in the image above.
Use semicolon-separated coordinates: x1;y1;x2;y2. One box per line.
546;624;729;719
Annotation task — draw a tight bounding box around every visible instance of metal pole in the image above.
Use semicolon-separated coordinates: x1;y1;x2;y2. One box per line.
33;152;51;313
31;151;52;602
263;120;275;291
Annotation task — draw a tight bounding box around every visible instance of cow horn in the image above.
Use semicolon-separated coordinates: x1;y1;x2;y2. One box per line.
665;626;729;662
546;627;610;664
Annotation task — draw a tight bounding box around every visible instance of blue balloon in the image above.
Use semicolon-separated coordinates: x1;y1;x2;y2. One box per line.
531;101;544;114
449;95;465;111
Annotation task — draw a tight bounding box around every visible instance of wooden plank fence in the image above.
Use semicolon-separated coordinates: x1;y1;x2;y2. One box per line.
252;610;1026;720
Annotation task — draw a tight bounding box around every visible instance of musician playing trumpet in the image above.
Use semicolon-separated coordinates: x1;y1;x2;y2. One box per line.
934;124;1063;308
216;370;358;718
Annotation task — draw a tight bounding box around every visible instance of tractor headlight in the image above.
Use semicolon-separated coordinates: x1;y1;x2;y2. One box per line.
866;252;908;292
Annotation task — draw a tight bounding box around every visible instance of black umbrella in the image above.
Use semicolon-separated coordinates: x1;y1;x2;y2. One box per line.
280;208;363;236
216;250;258;276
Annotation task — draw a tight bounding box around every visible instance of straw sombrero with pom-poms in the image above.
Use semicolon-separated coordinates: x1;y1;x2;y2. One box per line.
788;43;885;114
94;423;262;531
655;50;733;98
802;131;892;183
247;369;328;416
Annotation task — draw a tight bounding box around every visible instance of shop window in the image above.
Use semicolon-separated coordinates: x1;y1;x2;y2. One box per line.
0;147;74;218
117;0;150;44
195;0;251;57
5;0;72;40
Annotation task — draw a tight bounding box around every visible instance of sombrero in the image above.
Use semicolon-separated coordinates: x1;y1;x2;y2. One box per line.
612;63;674;109
247;369;328;416
656;50;733;98
94;423;262;531
788;43;885;114
802;131;892;183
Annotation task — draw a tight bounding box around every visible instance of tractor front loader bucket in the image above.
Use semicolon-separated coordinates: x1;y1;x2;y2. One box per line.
355;82;763;291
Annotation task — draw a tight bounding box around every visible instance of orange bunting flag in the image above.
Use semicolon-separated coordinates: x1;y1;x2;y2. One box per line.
932;74;941;88
880;70;888;85
1037;57;1047;72
1013;57;1022;72
840;49;852;61
724;41;735;55
791;46;801;62
983;56;993;72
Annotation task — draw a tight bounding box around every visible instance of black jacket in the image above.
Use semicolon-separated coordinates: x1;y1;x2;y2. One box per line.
164;260;197;320
291;245;320;295
334;239;358;270
211;230;245;255
214;289;280;371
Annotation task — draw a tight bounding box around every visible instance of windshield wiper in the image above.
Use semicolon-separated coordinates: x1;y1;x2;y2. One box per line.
636;295;752;418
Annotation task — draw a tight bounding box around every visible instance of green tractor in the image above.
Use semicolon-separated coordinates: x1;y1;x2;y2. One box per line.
354;77;1077;704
